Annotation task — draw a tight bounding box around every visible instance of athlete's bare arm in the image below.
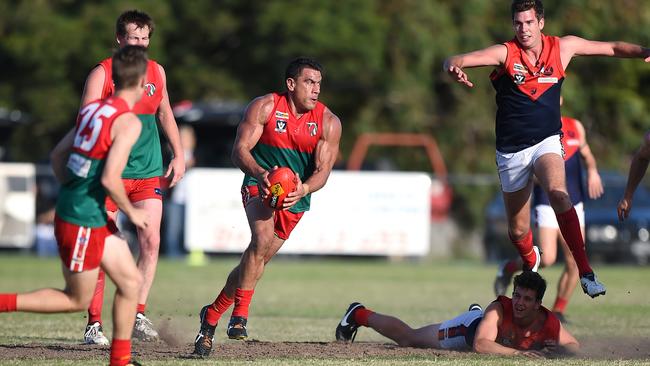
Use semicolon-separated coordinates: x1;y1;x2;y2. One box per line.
79;65;106;108
618;132;650;220
103;114;148;229
443;44;508;88
575;120;603;199
231;94;276;195
555;323;580;355
283;108;342;209
560;35;650;69
156;64;185;188
50;128;76;183
473;302;544;358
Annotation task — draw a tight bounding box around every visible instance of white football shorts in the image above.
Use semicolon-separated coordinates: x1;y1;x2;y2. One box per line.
496;134;563;193
436;308;483;350
535;202;585;229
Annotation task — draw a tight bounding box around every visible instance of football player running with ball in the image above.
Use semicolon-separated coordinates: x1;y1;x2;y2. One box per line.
193;57;342;356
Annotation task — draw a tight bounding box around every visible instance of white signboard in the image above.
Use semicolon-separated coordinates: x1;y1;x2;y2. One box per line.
0;163;35;248
185;169;431;256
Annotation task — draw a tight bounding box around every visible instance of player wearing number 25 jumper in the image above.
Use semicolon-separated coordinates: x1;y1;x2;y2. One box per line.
0;46;150;366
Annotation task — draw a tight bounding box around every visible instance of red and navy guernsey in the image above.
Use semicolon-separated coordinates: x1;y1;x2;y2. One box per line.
490;34;565;153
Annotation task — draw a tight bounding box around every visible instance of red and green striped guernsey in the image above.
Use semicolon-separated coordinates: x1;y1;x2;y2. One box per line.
98;57;164;179
56;97;132;227
243;92;325;213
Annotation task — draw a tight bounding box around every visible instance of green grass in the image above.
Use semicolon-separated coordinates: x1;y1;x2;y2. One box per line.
1;255;650;365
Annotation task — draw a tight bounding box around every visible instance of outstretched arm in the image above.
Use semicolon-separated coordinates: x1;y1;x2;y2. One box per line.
443;44;507;88
560;35;650;69
156;65;185;187
283;108;342;209
575;120;603;199
618;132;650;220
231;94;275;195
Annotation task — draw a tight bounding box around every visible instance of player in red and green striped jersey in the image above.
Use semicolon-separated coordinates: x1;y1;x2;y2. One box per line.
0;45;149;366
193;57;342;356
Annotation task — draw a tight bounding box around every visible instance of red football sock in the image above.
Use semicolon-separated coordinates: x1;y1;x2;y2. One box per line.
109;338;131;366
353;308;374;327
88;270;106;324
0;293;17;312
552;297;568;313
206;290;234;326
137;303;146;314
231;288;254;318
510;230;536;270
556;207;593;276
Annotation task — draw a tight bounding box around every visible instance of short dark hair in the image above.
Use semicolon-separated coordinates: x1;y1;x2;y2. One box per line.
511;0;544;21
513;271;547;302
112;45;148;90
116;9;155;38
285;57;323;81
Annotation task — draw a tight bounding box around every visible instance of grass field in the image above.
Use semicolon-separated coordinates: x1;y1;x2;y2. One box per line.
1;254;649;365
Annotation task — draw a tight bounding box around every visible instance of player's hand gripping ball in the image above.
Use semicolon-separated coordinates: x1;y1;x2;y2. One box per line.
265;167;298;209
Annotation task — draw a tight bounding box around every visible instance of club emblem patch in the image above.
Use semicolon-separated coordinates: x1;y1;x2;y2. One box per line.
275;120;287;133
307;122;318;137
145;83;156;97
513;73;525;85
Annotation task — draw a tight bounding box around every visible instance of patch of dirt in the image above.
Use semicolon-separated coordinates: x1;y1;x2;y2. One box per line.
0;337;648;362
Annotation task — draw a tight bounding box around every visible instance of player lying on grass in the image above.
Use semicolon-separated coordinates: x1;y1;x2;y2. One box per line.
0;45;149;366
336;271;579;358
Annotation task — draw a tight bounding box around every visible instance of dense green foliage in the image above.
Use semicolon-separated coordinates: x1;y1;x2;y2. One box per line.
1;1;649;225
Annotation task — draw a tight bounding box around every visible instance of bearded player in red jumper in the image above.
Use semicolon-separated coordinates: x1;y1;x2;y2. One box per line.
444;0;650;298
193;57;342;356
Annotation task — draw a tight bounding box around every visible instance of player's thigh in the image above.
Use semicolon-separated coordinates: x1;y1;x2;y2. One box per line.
409;324;441;348
133;198;163;242
101;233;141;290
61;265;100;307
245;197;276;244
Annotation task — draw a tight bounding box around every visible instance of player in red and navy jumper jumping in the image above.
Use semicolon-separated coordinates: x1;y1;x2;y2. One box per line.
494;106;603;322
444;0;650;298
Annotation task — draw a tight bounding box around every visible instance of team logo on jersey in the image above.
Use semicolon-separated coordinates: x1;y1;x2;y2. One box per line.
540;65;554;76
307;122;318;137
275;111;289;120
513;73;525;85
145;83;156;97
275;120;287;133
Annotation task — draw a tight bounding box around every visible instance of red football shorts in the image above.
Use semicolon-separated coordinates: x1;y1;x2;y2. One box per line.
105;176;163;212
241;185;304;240
54;215;118;272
